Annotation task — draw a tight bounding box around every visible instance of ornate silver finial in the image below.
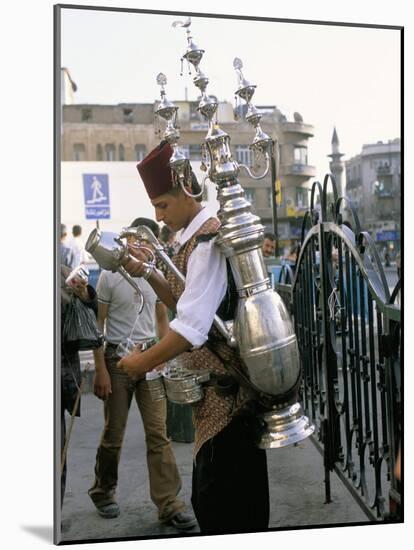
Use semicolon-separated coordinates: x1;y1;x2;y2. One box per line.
172;16;191;28
174;16;204;75
233;58;272;178
156;72;167;86
153;70;204;199
233;57;243;70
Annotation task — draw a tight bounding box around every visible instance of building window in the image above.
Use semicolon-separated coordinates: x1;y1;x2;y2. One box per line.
123;108;134;123
105;144;116;161
190;102;204;121
374;177;393;197
296;187;308;209
244;188;256;207
189;144;202;161
293;146;308;165
73;143;85;161
135;144;147;162
96;144;103;161
235;145;253;166
267;189;273;208
119;144;125;161
267;187;283;208
81;108;92;122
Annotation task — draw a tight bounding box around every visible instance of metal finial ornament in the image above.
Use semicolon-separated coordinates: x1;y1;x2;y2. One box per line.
172;17;192;28
174;15;205;75
156;72;167;87
233;57;272;178
153;70;205;199
233;57;243;70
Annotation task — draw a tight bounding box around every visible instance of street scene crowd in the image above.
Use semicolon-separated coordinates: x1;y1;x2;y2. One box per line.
60;144;401;541
59;142;296;538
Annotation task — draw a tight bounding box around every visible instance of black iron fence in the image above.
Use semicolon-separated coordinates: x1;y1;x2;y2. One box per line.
275;174;402;521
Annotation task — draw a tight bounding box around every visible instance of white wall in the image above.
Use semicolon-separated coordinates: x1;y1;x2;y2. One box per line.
61;161;219;238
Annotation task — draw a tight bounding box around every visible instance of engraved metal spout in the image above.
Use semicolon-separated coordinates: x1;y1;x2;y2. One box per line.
85;228;149;314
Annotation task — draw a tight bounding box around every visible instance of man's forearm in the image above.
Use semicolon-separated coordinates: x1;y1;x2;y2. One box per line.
147;270;177;312
137;329;191;373
93;346;108;372
122;254;177;311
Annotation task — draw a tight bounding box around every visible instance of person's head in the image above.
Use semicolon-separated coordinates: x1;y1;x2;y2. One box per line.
72;224;82;237
61;224;67;241
137;141;202;232
126;217;159;248
262;232;276;258
290;244;299;257
130;217;160;238
160;224;175;244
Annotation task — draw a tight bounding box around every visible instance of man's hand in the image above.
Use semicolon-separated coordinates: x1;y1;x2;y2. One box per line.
93;368;112;400
117;347;146;380
122;256;147;278
72;279;90;302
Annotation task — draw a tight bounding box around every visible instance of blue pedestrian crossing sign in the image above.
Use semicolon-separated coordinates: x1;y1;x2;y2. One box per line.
83;174;111;219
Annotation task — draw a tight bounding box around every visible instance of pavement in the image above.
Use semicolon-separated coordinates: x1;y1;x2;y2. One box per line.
60;392;369;543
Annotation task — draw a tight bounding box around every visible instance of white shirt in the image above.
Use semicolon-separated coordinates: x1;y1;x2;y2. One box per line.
169;208;228;348
70;236;90;266
97;271;159;344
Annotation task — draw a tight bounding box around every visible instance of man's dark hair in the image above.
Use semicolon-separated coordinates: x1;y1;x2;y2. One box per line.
72;224;82;237
61;224;67;238
264;232;276;242
130;217;160;238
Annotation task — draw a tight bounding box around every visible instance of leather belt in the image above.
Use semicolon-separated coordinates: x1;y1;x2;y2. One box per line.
106;339;157;352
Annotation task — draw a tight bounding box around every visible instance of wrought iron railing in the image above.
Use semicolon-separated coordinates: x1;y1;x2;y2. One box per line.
274;174;402;521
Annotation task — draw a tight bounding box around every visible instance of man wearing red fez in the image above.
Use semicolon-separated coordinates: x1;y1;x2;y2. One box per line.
118;141;269;535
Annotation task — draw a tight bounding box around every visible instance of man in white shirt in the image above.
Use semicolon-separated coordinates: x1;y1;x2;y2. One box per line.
71;225;89;266
60;224;76;269
88;217;196;532
118;142;269;535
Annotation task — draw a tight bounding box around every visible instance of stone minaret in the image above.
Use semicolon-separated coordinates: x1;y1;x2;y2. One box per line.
328;127;345;196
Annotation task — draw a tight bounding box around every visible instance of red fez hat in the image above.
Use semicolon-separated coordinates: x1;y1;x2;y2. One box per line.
137;141;175;199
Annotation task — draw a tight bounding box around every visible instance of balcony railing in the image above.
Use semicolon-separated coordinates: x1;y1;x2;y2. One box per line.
280;163;317;177
281;121;314;137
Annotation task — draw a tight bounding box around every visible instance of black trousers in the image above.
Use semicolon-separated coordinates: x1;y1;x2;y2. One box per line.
191;416;269;535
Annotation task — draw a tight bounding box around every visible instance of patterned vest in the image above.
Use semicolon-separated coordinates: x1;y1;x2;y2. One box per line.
166;216;253;456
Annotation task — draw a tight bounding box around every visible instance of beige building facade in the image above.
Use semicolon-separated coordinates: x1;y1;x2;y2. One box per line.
62;101;316;252
345;139;401;256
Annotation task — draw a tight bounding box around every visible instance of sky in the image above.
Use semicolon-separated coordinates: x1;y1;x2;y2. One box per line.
60;7;401;178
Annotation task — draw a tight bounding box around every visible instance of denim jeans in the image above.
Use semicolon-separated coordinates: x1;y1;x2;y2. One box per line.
88;347;185;521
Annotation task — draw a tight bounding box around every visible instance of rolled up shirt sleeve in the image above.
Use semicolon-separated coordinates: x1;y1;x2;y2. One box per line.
170;239;227;347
